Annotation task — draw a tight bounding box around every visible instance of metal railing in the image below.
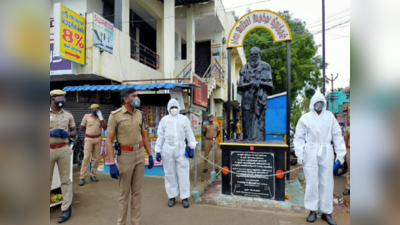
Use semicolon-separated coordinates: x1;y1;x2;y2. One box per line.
122;78;190;84
131;38;159;70
175;61;192;84
203;59;225;83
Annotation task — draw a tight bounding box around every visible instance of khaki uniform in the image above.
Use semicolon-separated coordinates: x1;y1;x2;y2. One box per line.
108;106;145;225
344;126;350;189
202;122;220;169
50;108;75;211
80;114;103;179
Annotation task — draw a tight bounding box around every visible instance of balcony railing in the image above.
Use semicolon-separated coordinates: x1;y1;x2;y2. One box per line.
203;59;225;84
131;38;159;70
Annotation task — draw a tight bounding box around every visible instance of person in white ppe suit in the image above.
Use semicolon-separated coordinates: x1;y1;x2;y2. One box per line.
294;92;346;225
155;99;197;208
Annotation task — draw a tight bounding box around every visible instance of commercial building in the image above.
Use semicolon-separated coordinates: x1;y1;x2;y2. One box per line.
50;0;246;174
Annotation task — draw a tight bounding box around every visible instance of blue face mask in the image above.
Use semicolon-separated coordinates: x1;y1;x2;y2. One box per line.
92;110;98;114
125;97;141;108
209;117;214;122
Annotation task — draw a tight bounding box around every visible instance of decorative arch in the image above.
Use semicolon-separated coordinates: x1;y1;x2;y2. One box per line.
227;10;293;48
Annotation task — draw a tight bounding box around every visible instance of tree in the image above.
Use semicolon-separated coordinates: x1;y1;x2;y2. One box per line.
242;10;325;105
232;11;239;22
291;101;302;128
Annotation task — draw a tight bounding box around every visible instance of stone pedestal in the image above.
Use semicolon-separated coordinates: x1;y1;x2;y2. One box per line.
220;140;288;201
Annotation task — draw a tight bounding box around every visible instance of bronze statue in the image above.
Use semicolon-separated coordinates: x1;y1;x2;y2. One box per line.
238;47;273;141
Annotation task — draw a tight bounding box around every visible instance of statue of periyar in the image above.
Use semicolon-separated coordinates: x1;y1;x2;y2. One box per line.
238;47;273;141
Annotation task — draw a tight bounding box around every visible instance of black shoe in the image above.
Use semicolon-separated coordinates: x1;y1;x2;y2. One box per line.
57;206;71;223
182;199;190;208
203;169;208;173
343;189;350;195
215;169;219;173
90;176;99;182
321;214;337;225
168;198;175;207
78;179;85;186
306;211;317;223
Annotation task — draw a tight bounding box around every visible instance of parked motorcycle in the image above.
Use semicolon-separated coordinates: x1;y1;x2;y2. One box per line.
69;136;84;166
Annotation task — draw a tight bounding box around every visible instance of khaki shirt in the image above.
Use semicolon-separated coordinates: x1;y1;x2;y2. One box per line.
108;106;144;146
81;114;102;136
50;108;76;144
203;122;220;139
344;126;350;148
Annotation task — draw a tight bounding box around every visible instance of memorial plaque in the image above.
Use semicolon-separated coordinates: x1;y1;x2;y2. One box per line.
231;152;275;199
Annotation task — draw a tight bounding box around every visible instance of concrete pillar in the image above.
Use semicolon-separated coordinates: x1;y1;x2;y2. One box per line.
114;0;129;33
163;0;175;79
175;33;182;60
156;19;164;72
186;6;195;82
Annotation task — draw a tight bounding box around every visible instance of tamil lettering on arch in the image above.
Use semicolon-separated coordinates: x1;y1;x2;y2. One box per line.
228;10;292;47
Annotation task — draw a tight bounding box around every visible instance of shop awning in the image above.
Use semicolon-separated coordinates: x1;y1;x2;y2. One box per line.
63;83;201;92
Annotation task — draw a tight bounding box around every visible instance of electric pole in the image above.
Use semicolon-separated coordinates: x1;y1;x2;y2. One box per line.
326;73;339;115
322;0;326;96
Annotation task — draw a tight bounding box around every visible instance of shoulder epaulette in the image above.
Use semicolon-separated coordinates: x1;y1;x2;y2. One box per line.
111;108;122;114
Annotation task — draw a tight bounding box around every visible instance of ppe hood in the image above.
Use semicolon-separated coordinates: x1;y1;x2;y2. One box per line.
167;98;181;115
309;91;327;113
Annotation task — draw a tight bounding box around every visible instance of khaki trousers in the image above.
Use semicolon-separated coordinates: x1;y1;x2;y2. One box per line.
117;148;145;225
50;145;73;211
80;137;102;179
346;148;350;189
204;140;218;169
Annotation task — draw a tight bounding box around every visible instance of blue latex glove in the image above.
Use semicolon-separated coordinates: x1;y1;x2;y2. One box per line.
156;153;162;162
148;155;154;169
109;164;120;179
185;146;194;158
50;129;69;139
333;160;341;174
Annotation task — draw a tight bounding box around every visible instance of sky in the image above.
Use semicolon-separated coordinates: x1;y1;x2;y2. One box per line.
222;0;351;90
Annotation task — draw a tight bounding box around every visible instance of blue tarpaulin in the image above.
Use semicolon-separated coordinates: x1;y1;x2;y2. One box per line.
63;83;200;92
265;92;287;141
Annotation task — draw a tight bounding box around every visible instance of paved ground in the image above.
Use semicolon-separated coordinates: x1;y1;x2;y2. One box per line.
50;164;350;225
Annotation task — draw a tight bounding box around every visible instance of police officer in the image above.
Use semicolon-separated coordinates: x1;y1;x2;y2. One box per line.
105;88;154;225
202;114;221;173
50;89;77;223
79;104;108;186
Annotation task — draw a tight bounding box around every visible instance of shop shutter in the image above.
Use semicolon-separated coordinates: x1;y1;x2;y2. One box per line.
64;92;116;142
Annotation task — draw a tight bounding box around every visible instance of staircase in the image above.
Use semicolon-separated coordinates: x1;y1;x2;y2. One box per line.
175;61;192;84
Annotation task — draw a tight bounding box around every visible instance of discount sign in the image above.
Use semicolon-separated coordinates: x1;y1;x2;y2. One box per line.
53;3;86;65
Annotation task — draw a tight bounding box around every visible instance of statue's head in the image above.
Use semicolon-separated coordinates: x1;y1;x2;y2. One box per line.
249;47;261;65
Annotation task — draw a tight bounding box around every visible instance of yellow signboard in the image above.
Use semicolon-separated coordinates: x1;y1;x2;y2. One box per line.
53;3;86;65
215;117;223;144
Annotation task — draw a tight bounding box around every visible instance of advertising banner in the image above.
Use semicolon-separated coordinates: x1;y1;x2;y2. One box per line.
93;12;114;53
193;76;208;108
50;42;77;75
169;88;185;111
215;117;223;144
53;3;86;65
211;44;222;83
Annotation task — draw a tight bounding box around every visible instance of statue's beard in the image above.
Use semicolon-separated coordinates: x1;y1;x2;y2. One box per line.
250;59;259;67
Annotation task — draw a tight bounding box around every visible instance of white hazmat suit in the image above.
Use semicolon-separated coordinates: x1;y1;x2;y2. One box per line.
294;92;346;214
155;99;197;200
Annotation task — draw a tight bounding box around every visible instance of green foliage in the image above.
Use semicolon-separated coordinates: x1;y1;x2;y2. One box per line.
232;11;239;22
291;101;302;128
242;10;324;105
